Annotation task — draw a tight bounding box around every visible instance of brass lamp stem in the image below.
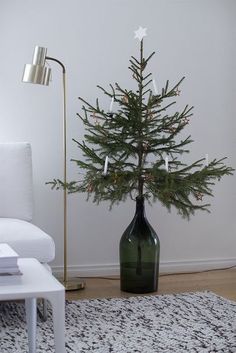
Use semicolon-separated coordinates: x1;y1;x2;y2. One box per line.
46;56;85;291
62;70;67;284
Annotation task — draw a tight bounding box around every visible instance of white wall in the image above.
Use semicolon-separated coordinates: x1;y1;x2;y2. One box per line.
0;0;236;275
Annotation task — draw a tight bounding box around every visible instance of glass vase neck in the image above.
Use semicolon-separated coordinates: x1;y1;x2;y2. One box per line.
135;196;145;216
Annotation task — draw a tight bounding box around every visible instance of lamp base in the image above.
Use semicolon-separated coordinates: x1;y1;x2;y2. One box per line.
60;277;86;291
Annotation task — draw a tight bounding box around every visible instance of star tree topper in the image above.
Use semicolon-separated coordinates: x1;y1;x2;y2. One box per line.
134;26;147;41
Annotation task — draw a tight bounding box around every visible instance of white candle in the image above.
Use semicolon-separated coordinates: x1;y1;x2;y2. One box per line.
104;156;109;175
152;79;158;95
165;156;168;172
109;97;114;112
205;154;209;167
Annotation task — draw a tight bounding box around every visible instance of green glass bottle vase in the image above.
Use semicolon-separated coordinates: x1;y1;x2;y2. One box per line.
119;196;160;293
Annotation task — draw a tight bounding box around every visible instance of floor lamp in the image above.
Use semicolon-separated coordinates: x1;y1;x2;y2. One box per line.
22;46;85;291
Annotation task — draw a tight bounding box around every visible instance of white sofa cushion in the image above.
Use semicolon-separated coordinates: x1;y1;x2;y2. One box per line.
0;218;55;263
0;142;33;221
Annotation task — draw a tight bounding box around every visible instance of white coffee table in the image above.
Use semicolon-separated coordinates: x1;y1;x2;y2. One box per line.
0;258;65;353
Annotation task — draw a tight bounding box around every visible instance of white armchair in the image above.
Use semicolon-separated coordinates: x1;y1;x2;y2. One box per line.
0;142;55;271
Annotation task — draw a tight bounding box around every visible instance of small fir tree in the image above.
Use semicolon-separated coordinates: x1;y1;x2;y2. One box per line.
50;27;234;219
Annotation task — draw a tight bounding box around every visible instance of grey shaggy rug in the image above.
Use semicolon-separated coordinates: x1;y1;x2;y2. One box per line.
0;291;236;353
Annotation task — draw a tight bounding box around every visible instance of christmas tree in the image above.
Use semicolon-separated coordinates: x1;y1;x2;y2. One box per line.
50;27;234;219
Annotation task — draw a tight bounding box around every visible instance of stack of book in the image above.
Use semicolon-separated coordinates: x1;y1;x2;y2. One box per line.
0;243;21;276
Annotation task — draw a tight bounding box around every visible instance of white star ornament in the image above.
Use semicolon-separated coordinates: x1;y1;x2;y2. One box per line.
134;26;147;42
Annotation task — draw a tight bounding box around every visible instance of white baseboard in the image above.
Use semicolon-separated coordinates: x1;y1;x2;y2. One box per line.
160;258;236;273
52;263;119;277
51;257;236;277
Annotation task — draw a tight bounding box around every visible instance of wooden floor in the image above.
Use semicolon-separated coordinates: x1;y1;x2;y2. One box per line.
66;267;236;302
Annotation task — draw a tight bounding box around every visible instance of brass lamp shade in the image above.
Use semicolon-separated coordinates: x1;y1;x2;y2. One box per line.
22;46;51;85
22;64;51;85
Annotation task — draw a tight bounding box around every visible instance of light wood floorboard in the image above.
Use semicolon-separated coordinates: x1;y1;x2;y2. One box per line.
66;268;236;302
